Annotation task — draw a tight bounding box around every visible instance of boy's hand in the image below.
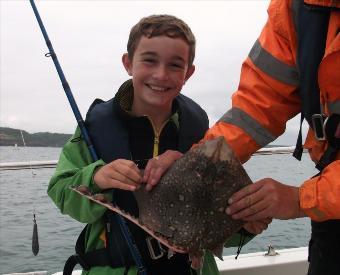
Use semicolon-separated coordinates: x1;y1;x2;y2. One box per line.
94;159;142;191
243;218;272;235
143;150;183;191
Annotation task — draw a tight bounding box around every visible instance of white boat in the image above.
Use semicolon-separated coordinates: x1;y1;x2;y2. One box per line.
217;246;308;275
3;247;308;275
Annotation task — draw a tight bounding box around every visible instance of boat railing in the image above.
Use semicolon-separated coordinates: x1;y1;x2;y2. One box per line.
0;160;58;170
0;146;304;171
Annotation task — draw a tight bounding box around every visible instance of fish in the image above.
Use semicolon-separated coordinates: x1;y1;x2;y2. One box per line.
72;136;252;265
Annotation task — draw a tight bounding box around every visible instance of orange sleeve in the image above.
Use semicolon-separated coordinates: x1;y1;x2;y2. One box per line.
300;160;340;221
203;122;259;163
203;0;300;161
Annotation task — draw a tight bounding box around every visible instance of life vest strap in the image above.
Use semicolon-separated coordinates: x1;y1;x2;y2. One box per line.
63;224;134;275
315;144;338;171
315;113;340;171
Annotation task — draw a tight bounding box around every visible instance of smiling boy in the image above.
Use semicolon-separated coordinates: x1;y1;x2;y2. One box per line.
123;35;195;127
48;15;219;275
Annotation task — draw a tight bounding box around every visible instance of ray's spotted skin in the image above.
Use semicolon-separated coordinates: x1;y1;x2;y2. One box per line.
72;137;252;263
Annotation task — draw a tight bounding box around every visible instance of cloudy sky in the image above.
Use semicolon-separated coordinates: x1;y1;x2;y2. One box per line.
1;0;305;145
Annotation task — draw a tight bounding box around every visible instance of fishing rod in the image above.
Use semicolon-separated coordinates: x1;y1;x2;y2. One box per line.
28;1;147;274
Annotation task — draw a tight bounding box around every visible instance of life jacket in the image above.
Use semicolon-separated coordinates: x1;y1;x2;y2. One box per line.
63;86;209;275
293;0;340;172
292;6;340;273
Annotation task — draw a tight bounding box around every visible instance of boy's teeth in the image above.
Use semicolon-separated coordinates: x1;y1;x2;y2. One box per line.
149;85;167;91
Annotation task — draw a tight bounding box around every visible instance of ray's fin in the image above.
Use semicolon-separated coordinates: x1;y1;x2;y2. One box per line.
212;244;224;260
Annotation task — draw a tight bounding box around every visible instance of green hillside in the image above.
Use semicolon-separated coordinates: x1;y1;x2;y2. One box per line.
0;127;72;147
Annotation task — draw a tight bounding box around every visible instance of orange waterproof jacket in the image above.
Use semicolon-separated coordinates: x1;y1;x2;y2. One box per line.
203;0;340;221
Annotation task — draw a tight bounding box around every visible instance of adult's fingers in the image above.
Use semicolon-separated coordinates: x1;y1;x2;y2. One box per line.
226;183;265;216
243;222;264;235
229;196;269;220
228;181;263;204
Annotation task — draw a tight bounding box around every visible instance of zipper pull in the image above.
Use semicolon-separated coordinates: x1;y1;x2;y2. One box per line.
153;135;159;157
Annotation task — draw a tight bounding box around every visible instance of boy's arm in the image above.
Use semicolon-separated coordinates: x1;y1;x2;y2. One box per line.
47;127;110;224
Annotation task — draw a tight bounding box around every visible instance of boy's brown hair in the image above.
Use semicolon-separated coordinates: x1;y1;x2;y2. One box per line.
127;15;196;66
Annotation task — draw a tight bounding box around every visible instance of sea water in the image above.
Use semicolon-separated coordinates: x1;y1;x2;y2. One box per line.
0;146;316;274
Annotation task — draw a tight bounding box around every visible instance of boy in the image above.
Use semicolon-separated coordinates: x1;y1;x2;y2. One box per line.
48;15;219;275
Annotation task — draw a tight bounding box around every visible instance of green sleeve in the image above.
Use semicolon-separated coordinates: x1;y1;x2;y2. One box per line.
47;127;111;224
201;251;219;275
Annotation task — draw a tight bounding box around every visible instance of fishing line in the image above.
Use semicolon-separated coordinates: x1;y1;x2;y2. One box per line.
20;130;39;256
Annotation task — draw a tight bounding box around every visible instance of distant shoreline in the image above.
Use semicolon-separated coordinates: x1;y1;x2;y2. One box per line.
0;127;71;147
0;127;291;148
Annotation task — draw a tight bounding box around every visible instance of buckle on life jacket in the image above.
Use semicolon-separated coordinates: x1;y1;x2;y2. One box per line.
145;236;165;260
324;113;340;147
314;113;340;171
312;113;340;144
312;114;327;140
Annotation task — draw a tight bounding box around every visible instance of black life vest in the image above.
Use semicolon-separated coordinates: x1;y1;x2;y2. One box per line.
64;90;209;275
293;5;340;273
293;1;339;171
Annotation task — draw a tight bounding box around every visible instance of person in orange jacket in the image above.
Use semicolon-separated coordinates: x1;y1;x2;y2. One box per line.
143;1;339;274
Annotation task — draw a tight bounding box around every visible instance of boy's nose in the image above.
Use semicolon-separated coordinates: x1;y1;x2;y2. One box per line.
153;65;169;81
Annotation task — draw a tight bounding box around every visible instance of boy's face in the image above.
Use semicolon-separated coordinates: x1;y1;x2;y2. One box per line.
122;35;195;115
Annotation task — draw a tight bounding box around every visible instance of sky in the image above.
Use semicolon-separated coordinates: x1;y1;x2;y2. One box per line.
1;0;305;145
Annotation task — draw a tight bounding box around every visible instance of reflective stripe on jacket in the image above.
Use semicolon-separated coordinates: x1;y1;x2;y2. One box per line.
203;0;340;221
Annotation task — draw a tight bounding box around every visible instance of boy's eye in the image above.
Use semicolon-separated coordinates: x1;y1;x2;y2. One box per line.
170;63;184;69
143;58;156;63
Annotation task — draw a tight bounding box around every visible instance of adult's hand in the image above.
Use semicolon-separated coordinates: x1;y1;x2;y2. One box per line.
243;218;272;235
143;150;183;191
94;159;142;191
226;178;306;220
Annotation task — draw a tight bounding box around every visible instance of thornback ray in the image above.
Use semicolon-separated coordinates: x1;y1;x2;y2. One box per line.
72;137;252;262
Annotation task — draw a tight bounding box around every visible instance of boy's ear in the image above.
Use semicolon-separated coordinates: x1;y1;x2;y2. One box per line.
122;53;132;76
184;65;195;82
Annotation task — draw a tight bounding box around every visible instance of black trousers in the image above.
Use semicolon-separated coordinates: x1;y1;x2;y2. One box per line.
307;220;340;275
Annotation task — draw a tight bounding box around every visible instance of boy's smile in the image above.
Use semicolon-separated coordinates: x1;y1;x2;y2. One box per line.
146;84;170;92
122;35;195;120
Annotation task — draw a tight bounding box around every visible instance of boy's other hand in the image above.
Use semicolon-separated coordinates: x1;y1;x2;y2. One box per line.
143;150;183;191
94;159;142;191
